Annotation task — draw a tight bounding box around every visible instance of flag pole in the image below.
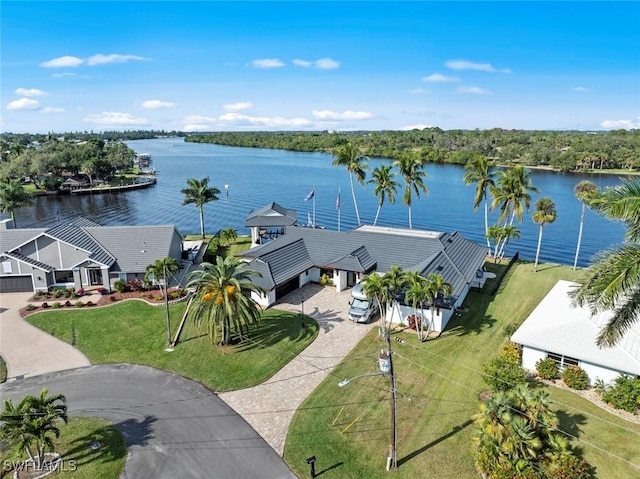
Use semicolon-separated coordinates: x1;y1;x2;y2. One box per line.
312;185;316;227
337;186;341;232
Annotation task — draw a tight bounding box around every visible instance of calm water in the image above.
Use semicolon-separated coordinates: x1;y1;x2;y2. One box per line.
11;137;630;267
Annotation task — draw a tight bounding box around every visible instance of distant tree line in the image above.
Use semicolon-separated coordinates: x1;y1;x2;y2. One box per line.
185;128;640;172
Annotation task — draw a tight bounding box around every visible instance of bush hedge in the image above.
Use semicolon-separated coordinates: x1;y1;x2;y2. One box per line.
536;357;559;380
562;365;589;390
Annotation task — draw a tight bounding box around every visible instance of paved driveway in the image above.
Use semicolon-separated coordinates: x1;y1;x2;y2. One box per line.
220;283;378;455
0;292;90;378
0;364;296;479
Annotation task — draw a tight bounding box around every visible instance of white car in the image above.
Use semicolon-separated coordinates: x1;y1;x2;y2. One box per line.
347;282;378;323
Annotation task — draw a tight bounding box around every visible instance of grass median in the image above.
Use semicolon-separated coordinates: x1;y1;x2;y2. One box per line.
284;262;640;478
26;300;319;392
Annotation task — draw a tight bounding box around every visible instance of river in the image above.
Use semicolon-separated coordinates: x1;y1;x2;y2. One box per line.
10;137;630;267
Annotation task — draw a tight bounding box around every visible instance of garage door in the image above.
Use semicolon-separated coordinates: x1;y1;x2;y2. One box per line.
275;277;299;300
0;275;34;293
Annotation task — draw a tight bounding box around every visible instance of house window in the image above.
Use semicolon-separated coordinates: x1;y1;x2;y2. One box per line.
547;352;579;370
54;270;74;283
2;262;12;273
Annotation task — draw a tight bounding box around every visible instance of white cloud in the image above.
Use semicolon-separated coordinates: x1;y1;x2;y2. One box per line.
409;88;428;94
457;86;492;95
600;118;640;129
423;73;459;83
184;124;212;132
86;54;148;66
141;100;177;109
52;72;77;78
293;57;340;69
311;110;374;120
41;55;83;68
6;98;40;110
15;88;47;97
223;102;253;112
293;59;312;67
572;86;589;92
83;112;148;126
252;58;285;68
42;107;66;113
445;59;511;73
184;115;218;123
219;112;312;127
400;124;432;131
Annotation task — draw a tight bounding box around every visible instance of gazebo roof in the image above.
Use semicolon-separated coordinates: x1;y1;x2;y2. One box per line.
245;202;298;228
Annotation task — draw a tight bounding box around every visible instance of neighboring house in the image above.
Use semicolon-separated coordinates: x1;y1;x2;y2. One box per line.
245;201;297;245
0;217;184;293
511;280;640;384
238;223;489;333
61;174;91;189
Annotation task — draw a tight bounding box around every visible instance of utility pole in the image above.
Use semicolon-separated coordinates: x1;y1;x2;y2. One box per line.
379;331;398;470
163;263;171;346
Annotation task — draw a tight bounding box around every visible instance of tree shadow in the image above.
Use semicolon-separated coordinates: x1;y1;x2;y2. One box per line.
232;310;321;352
398;418;474;466
114;415;157;447
556;409;587;439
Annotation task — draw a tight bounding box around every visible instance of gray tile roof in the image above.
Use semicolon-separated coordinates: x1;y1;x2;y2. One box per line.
68;217;101;228
246;238;314;290
0;228;47;253
1;251;52;272
86;225;180;273
325;246;376;272
245;202;298;228
46;223;116;267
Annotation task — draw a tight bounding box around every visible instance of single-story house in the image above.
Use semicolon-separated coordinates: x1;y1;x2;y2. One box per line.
511;280;640;384
0;217;184;293
61;174;91;189
238;223;489;333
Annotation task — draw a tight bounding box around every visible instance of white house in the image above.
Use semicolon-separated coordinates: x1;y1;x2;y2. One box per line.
511;280;640;384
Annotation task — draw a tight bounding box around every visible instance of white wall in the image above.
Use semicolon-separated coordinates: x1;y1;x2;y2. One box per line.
521;346;547;371
252;289;276;308
387;303;449;333
300;268;320;287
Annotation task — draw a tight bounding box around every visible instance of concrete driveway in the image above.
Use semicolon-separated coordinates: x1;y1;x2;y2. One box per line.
0;364;296;479
0;292;90;379
220;283;378;455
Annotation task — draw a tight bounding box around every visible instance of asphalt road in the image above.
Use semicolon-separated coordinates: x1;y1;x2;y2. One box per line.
0;364;297;479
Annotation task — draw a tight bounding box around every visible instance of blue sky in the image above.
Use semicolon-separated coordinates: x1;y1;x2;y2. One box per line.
2;1;639;133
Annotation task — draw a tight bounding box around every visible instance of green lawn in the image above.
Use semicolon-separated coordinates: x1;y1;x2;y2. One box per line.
284;262;640;478
26;301;319;392
218;235;252;257
0;417;126;479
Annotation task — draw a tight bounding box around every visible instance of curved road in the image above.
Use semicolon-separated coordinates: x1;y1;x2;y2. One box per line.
0;364;296;479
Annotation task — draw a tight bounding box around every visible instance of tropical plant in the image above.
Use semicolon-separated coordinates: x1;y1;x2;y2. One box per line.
535;358;559;380
145;256;180;346
562;365;589;390
393;153;428;229
404;272;429;341
331;142;369;226
381;265;407;328
423;272;452;335
463;154;496;253
219;227;238;246
531;197;557;272
481;354;529;392
600;374;640;413
0;178;33;228
0;388;68;471
572;180;598;270
360;273;390;331
181;177;221;239
186;256;263;346
368;164;400;225
571;178;640;347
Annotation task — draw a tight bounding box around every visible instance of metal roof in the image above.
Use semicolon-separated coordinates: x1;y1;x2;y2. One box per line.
511;280;640;376
46;223;116;267
245;202;298;228
0;228;47;253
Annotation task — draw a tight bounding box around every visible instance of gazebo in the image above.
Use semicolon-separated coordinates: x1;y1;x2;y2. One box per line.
245;202;298;245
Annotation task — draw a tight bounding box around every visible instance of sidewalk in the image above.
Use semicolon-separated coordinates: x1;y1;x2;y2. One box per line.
0;293;91;379
219;283;377;456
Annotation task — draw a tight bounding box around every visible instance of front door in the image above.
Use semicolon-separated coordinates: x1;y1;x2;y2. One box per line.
88;269;102;286
347;271;357;287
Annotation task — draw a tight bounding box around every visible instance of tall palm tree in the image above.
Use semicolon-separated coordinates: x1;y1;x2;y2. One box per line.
145;256;180;346
382;265;407;327
572;178;640;347
0;179;33;228
368;164;400;226
573;180;598;270
498;224;521;261
463;155;496;252
404;271;428;341
332;142;369;226
393;153;428;229
424;272;453;334
531;197;558;272
186;256;263;346
360;273;390;330
0;388;68;471
181;177;221;239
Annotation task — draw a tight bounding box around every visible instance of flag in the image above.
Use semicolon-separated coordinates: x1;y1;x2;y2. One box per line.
336;191;340;209
304;189;315;202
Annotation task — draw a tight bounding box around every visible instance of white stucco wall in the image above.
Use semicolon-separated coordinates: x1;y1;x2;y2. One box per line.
521;346;547;371
388;303;449;333
252;289;276;308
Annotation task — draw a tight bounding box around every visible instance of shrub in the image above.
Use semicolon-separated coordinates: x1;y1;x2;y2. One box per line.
97;287;108;295
42;302;49;309
86;301;94;306
169;291;180;300
25;304;37;311
64;300;72;307
481;355;529;392
127;279;143;292
77;288;85;296
562;365;589;390
155;296;163;302
536;357;559;380
488;463;542;479
53;288;65;298
75;301;84;308
65;287;75;298
544;453;595;479
113;279;127;293
601;374;640;413
501;342;522;364
110;295;118;302
318;273;334;286
52;301;61;309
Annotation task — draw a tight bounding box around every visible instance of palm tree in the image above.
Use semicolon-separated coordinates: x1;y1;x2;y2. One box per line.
424;272;453;335
572;178;640;347
382;265;407;327
0;388;68;471
0;179;33;228
393;153;428;229
186;256;263;346
573;180;598;270
368;164;400;226
531;197;558;272
404;272;428;341
181;177;221;239
331;142;369;226
360;273;390;330
145;257;180;346
498;224;521;261
219;227;238;246
486;224;504;262
463;155;496;252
